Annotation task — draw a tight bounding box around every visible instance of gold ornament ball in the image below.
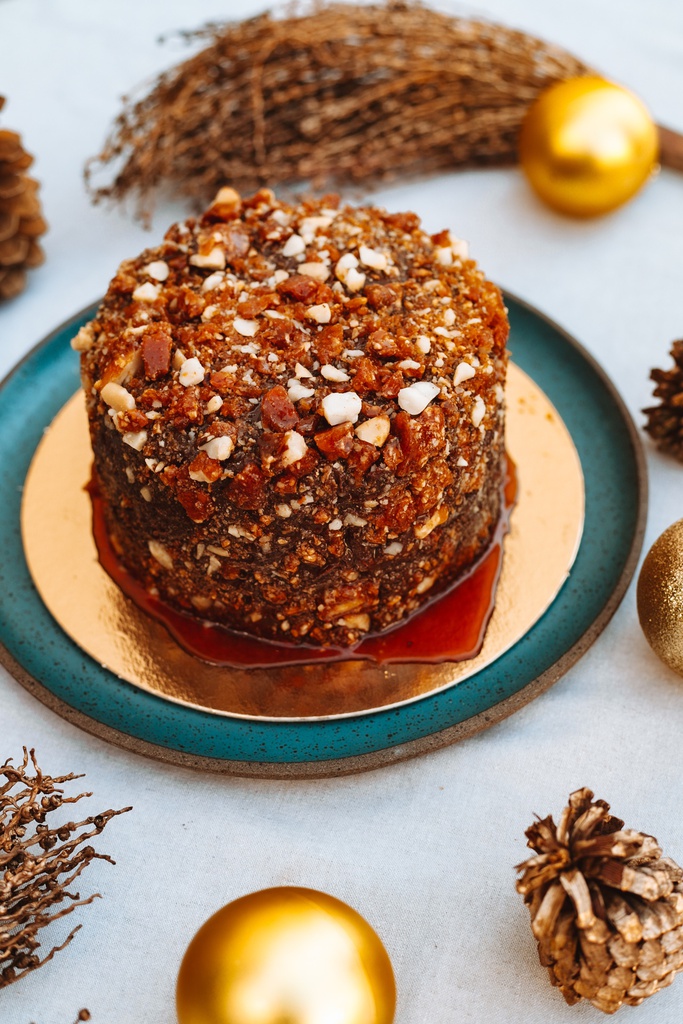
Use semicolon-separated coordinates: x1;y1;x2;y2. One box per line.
637;519;683;677
519;75;659;217
176;886;397;1024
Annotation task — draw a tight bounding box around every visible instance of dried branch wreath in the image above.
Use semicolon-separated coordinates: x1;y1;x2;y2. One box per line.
85;0;593;221
0;749;131;989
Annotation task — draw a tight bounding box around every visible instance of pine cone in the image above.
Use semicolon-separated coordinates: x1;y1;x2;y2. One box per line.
643;340;683;462
0;96;47;301
516;788;683;1014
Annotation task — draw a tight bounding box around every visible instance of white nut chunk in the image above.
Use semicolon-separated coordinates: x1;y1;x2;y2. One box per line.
281;430;308;467
179;357;205;387
344;267;366;292
321;365;350;382
397;381;440;416
335;252;359;282
233;317;259;337
199;436;234;461
206;395;224;414
305;303;331;324
282;233;305;257
148;539;173;570
454;362;476;386
299;262;330;281
288;382;316;402
132;281;160;302
71;323;95;352
355;415;391;447
190;247;226;270
101;382;135;413
122;430;147;451
322;391;362;425
145;260;169;282
471;394;486;428
358;244;388;271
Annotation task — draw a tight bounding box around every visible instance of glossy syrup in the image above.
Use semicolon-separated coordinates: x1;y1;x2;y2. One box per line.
90;458;516;668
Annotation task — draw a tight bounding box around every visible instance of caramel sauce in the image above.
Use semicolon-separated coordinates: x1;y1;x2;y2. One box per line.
89;458;516;669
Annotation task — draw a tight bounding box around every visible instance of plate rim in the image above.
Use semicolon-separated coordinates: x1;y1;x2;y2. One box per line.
0;293;648;778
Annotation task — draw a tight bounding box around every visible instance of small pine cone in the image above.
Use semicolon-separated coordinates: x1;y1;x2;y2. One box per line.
643;340;683;462
516;788;683;1014
0;96;47;301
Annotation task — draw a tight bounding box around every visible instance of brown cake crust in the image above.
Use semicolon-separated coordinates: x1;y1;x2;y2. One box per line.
75;188;508;648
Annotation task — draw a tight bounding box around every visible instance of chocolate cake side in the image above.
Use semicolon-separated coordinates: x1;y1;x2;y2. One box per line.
75;188;509;648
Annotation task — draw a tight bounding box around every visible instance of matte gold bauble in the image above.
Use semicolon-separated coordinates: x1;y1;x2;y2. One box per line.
176;886;396;1024
519;76;659;217
637;520;683;676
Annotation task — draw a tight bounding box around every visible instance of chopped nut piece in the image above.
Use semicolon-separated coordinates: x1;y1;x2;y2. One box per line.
471;394;486;427
281;430;308;466
454;362;476;386
456;456;468;467
72;323;95;352
450;236;469;260
202;270;225;292
179;357;205;387
101;382;135;412
199;435;234;461
335;252;359;282
340;613;370;631
321;365;350;382
190;247;226;270
435;246;453;266
305;303;331;323
322;391;362;425
397;380;440;415
345;267;366;292
282;233;305;257
122;430;147;450
206;395;223;414
300;215;333;240
288;382;316;402
299;262;330;281
355;414;391;447
132;281;160;301
295;362;313;378
414;506;448;539
359;244;388;270
329;518;343;531
148;539;173;570
233;317;259;337
145;260;169;282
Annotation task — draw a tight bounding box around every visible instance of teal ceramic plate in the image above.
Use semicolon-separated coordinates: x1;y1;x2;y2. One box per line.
0;296;646;777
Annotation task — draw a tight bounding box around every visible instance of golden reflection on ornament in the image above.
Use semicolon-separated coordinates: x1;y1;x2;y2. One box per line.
519;76;659;217
637;519;683;677
176;886;397;1024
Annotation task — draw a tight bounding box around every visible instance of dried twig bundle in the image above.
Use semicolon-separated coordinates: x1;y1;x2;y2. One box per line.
0;749;131;989
86;0;589;220
516;788;683;1014
643;340;683;462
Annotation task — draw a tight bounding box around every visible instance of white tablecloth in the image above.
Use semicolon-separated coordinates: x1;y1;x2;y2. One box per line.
2;2;683;1021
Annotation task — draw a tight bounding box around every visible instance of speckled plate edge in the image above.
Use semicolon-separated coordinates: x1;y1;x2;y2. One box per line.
0;294;647;778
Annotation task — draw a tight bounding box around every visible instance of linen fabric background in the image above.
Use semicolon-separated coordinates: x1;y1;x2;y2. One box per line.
1;1;683;1021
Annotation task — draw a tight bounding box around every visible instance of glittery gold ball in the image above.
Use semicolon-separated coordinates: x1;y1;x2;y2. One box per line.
637;520;683;676
176;886;397;1024
519;76;659;217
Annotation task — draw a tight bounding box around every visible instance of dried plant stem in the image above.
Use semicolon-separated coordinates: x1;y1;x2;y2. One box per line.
86;0;591;221
0;748;131;989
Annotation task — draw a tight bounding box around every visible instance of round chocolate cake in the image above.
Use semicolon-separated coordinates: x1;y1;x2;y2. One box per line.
74;188;509;648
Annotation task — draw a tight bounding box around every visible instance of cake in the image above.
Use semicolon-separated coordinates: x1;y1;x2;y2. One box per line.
74;188;509;648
